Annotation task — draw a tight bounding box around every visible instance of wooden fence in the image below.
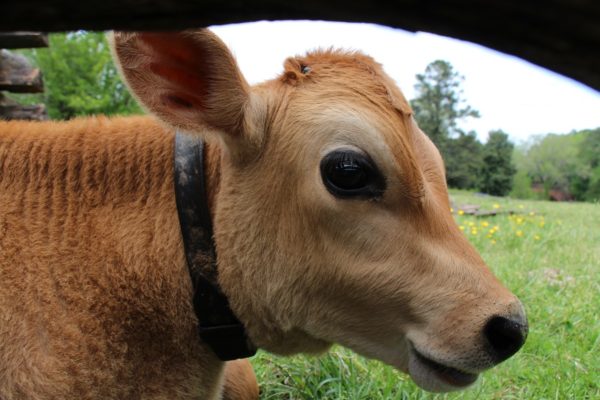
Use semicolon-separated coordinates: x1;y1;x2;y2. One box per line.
0;32;48;120
0;1;597;91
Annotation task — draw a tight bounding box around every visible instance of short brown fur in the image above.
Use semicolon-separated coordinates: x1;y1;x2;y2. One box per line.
0;116;240;399
0;29;526;398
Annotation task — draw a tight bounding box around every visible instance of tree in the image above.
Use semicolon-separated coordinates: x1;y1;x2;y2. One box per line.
17;32;141;119
478;130;516;196
583;166;600;202
410;60;482;189
443;131;483;190
579;128;600;169
410;60;480;151
574;128;600;201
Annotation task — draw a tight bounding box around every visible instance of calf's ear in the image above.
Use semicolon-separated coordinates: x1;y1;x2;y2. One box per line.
110;29;259;155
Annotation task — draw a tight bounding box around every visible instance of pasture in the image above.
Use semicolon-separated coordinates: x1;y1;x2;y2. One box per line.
251;191;600;399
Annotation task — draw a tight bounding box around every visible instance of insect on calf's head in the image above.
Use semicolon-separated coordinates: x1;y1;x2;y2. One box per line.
111;29;527;393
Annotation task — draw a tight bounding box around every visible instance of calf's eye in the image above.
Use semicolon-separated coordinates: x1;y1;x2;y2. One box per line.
320;150;386;199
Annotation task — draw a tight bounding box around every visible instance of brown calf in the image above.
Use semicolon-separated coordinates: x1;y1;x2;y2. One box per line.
0;29;527;398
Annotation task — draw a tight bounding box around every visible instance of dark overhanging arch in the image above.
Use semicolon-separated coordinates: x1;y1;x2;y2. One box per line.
0;0;598;91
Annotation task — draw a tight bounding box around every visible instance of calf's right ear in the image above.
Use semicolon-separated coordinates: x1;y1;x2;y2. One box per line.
110;29;260;156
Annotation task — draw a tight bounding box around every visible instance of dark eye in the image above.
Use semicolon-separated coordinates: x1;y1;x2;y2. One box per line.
320;150;386;199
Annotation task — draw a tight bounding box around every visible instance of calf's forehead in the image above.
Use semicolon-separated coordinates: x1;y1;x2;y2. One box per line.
277;49;413;121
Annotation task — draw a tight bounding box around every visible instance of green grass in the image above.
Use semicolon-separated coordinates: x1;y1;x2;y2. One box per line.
250;191;600;399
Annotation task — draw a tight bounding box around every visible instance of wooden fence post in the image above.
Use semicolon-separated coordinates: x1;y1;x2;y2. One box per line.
0;32;48;120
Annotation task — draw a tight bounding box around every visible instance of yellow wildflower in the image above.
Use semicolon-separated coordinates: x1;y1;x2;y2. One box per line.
458;210;464;216
481;221;489;227
534;235;541;240
518;204;524;209
459;225;465;231
493;204;500;209
516;230;524;237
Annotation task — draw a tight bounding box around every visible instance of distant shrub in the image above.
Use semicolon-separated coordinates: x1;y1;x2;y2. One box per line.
510;170;536;199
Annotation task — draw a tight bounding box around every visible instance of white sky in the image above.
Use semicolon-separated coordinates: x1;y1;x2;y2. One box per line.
211;20;600;143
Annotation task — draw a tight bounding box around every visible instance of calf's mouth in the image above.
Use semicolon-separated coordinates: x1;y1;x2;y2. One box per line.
408;344;479;391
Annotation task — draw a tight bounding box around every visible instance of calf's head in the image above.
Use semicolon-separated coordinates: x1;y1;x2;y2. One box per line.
111;29;527;392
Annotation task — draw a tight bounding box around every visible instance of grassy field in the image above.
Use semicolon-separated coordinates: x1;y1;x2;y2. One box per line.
250;191;600;399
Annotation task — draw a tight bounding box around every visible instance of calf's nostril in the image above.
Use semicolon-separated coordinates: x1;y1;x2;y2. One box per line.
483;315;527;363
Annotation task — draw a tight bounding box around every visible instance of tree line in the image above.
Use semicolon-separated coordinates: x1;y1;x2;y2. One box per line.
12;32;599;202
410;59;599;202
512;128;600;202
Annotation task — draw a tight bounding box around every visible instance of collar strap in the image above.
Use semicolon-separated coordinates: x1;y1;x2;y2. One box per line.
174;132;257;361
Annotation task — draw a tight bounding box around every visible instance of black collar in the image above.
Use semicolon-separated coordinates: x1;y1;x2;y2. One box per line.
173;132;256;361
